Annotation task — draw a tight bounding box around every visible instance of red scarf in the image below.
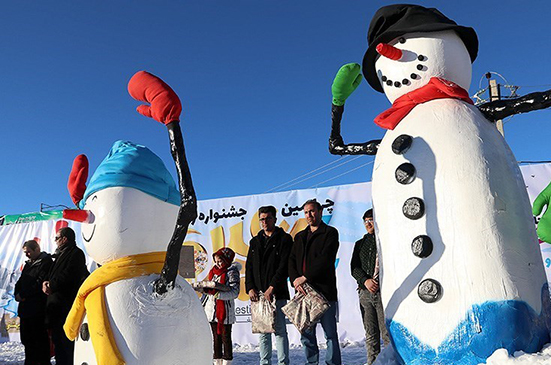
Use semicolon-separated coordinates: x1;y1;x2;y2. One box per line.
207;264;229;335
374;77;473;130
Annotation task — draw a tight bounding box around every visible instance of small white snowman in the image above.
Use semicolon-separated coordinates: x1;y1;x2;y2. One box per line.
61;72;212;365
330;4;551;365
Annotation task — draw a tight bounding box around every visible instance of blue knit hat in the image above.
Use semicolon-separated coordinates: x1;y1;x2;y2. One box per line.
80;140;180;208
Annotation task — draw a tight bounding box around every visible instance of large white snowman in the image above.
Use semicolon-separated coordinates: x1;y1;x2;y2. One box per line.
330;5;551;365
61;72;212;365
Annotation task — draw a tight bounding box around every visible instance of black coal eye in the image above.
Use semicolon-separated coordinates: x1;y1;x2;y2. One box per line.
398;37;406;44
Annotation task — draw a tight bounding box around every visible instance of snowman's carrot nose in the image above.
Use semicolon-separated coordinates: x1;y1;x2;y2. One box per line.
63;209;94;223
376;43;403;60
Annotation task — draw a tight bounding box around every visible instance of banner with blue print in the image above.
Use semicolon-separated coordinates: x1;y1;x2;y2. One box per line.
186;179;374;345
1;163;550;346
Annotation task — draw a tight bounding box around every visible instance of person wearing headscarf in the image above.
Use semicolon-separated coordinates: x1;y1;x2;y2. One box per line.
201;247;240;365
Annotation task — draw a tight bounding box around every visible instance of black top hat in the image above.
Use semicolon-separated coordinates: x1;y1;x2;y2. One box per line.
362;4;478;93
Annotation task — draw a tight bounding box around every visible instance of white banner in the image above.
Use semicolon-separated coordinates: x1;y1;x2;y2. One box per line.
522;163;551;284
1;163;551;346
0;220;92;318
188;180;373;346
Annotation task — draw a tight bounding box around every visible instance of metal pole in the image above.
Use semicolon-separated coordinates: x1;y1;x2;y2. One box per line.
486;73;504;136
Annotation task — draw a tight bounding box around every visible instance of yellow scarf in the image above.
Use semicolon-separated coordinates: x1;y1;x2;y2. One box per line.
64;251;166;365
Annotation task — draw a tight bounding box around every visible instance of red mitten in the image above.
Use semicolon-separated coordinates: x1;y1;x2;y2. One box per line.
67;154;88;206
128;71;182;125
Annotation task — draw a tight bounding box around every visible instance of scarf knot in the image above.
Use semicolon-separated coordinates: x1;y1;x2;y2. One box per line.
374;77;473;130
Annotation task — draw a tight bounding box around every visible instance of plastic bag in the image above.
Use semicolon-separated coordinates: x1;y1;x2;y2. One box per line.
191;280;231;293
281;283;330;333
251;294;276;334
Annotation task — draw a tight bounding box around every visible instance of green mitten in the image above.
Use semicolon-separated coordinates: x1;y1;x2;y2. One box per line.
533;181;551;243
332;63;362;106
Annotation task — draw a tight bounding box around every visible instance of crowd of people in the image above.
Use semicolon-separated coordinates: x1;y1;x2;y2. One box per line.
15;200;387;365
15;227;89;365
201;199;387;365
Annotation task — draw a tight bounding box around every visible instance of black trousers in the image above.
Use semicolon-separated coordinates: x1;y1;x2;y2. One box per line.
50;322;74;365
20;316;51;365
210;322;233;360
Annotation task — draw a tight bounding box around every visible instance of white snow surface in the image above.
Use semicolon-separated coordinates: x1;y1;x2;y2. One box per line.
1;341;550;365
372;343;551;365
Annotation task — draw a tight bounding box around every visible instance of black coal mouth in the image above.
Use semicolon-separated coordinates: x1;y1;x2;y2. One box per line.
379;54;427;89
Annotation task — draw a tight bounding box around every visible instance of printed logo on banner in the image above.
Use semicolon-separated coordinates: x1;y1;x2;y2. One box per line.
541;244;551;283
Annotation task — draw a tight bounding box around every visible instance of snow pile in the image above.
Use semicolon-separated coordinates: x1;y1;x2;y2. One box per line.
233;342;305;352
484;344;551;365
0;341;24;365
372;343;551;365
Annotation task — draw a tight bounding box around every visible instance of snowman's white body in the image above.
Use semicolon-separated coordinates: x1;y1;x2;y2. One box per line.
371;31;550;364
74;275;211;365
73;187;212;365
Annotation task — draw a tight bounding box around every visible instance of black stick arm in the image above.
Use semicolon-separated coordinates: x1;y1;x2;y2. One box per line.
154;121;198;295
329;103;381;155
478;89;551;122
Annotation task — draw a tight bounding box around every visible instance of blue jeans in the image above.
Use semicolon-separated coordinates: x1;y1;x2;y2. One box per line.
259;299;290;365
300;301;341;365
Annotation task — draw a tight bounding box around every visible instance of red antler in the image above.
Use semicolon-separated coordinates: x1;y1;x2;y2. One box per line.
127;71;182;125
67;154;89;206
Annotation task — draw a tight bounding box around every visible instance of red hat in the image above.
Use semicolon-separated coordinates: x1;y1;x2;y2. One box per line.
213;247;235;267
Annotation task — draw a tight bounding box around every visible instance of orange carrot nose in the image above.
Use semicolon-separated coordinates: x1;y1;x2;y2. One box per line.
376;43;403;60
63;209;94;223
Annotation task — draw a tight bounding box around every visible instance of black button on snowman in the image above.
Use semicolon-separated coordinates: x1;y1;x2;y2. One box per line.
393;140;436;301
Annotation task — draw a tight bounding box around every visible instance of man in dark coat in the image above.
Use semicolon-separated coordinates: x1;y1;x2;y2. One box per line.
42;227;89;365
15;240;53;365
288;199;341;365
246;205;292;365
350;209;389;364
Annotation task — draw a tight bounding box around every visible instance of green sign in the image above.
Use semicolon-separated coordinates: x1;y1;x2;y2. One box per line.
1;210;63;225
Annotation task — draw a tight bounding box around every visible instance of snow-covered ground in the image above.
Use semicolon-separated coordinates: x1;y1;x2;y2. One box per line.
1;341;551;365
371;343;551;365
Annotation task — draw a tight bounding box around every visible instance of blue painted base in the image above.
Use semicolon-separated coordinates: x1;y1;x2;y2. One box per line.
388;285;551;365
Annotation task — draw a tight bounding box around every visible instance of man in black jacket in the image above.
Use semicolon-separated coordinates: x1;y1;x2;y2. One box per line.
246;205;292;365
350;209;389;365
15;240;53;365
42;227;89;365
288;199;341;365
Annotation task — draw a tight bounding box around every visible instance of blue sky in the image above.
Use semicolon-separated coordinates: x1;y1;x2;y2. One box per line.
1;0;550;216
